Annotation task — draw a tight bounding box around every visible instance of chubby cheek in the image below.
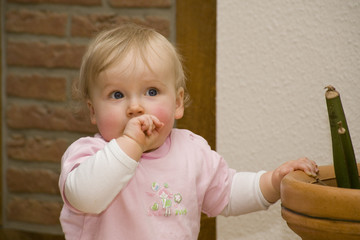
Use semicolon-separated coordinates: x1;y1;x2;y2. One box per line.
151;105;175;128
96;112;126;141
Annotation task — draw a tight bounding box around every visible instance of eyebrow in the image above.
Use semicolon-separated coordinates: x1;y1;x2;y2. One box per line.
140;77;169;86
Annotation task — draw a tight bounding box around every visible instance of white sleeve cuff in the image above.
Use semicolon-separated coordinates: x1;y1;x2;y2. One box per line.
220;171;272;216
65;139;138;214
255;170;272;207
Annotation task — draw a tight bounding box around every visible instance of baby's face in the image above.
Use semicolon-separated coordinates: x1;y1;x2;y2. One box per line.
87;50;184;149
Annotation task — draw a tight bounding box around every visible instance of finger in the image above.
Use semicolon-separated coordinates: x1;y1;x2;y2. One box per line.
147;120;155;135
305;158;319;174
150;115;164;129
310;160;319;172
303;162;318;177
292;158;317;177
144;116;155;135
139;116;151;133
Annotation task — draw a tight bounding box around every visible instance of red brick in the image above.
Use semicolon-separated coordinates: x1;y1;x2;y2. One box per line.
109;0;171;8
7;134;69;162
7;197;62;225
6;9;67;36
7;74;67;101
6;103;97;133
71;14;170;38
7;41;86;68
132;16;170;38
71;14;121;38
3;0;176;235
8;0;101;5
7;167;60;194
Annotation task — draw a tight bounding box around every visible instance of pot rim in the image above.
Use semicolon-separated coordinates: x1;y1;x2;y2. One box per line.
280;164;360;221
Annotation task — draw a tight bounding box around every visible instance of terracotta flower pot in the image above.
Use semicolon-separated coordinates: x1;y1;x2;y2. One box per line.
281;164;360;240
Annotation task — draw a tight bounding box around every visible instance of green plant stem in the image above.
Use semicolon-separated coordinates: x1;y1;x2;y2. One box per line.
337;122;360;189
325;86;351;188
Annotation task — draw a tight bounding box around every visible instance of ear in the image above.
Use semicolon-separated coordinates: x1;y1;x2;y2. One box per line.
87;99;97;125
174;87;185;120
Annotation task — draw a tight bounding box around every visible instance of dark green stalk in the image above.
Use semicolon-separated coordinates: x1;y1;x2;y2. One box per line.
325;86;351;188
337;121;360;189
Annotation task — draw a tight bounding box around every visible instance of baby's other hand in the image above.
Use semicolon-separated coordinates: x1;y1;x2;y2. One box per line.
272;157;318;192
260;157;318;203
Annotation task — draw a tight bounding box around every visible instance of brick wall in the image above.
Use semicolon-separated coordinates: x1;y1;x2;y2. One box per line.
3;0;173;235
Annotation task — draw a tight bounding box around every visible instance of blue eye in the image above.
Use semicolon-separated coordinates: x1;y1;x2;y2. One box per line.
111;91;124;99
146;88;158;96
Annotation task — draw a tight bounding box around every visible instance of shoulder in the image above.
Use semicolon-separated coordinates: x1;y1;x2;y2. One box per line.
171;128;210;148
170;129;215;160
71;134;106;146
62;134;107;163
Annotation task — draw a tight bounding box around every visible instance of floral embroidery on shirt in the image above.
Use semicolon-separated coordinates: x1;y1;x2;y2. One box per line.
147;182;187;217
174;193;182;203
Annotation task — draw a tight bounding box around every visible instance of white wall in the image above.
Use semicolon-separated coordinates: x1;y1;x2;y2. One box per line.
216;1;360;239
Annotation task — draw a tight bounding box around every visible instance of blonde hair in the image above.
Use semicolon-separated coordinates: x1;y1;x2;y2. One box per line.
76;23;189;105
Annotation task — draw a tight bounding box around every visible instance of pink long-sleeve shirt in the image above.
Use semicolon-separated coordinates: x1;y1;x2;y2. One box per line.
59;129;267;239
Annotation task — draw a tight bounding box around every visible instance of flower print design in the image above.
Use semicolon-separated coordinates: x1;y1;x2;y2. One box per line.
174;193;182;204
146;182;187;217
152;182;160;191
151;203;159;211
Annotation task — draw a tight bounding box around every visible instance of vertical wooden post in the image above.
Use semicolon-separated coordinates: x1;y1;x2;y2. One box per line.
176;1;217;239
0;0;3;228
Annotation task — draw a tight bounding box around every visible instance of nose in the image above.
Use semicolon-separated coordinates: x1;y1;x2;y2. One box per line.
126;101;144;117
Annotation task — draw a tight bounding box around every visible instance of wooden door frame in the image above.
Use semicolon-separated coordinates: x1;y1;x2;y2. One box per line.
176;1;217;239
0;0;3;228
